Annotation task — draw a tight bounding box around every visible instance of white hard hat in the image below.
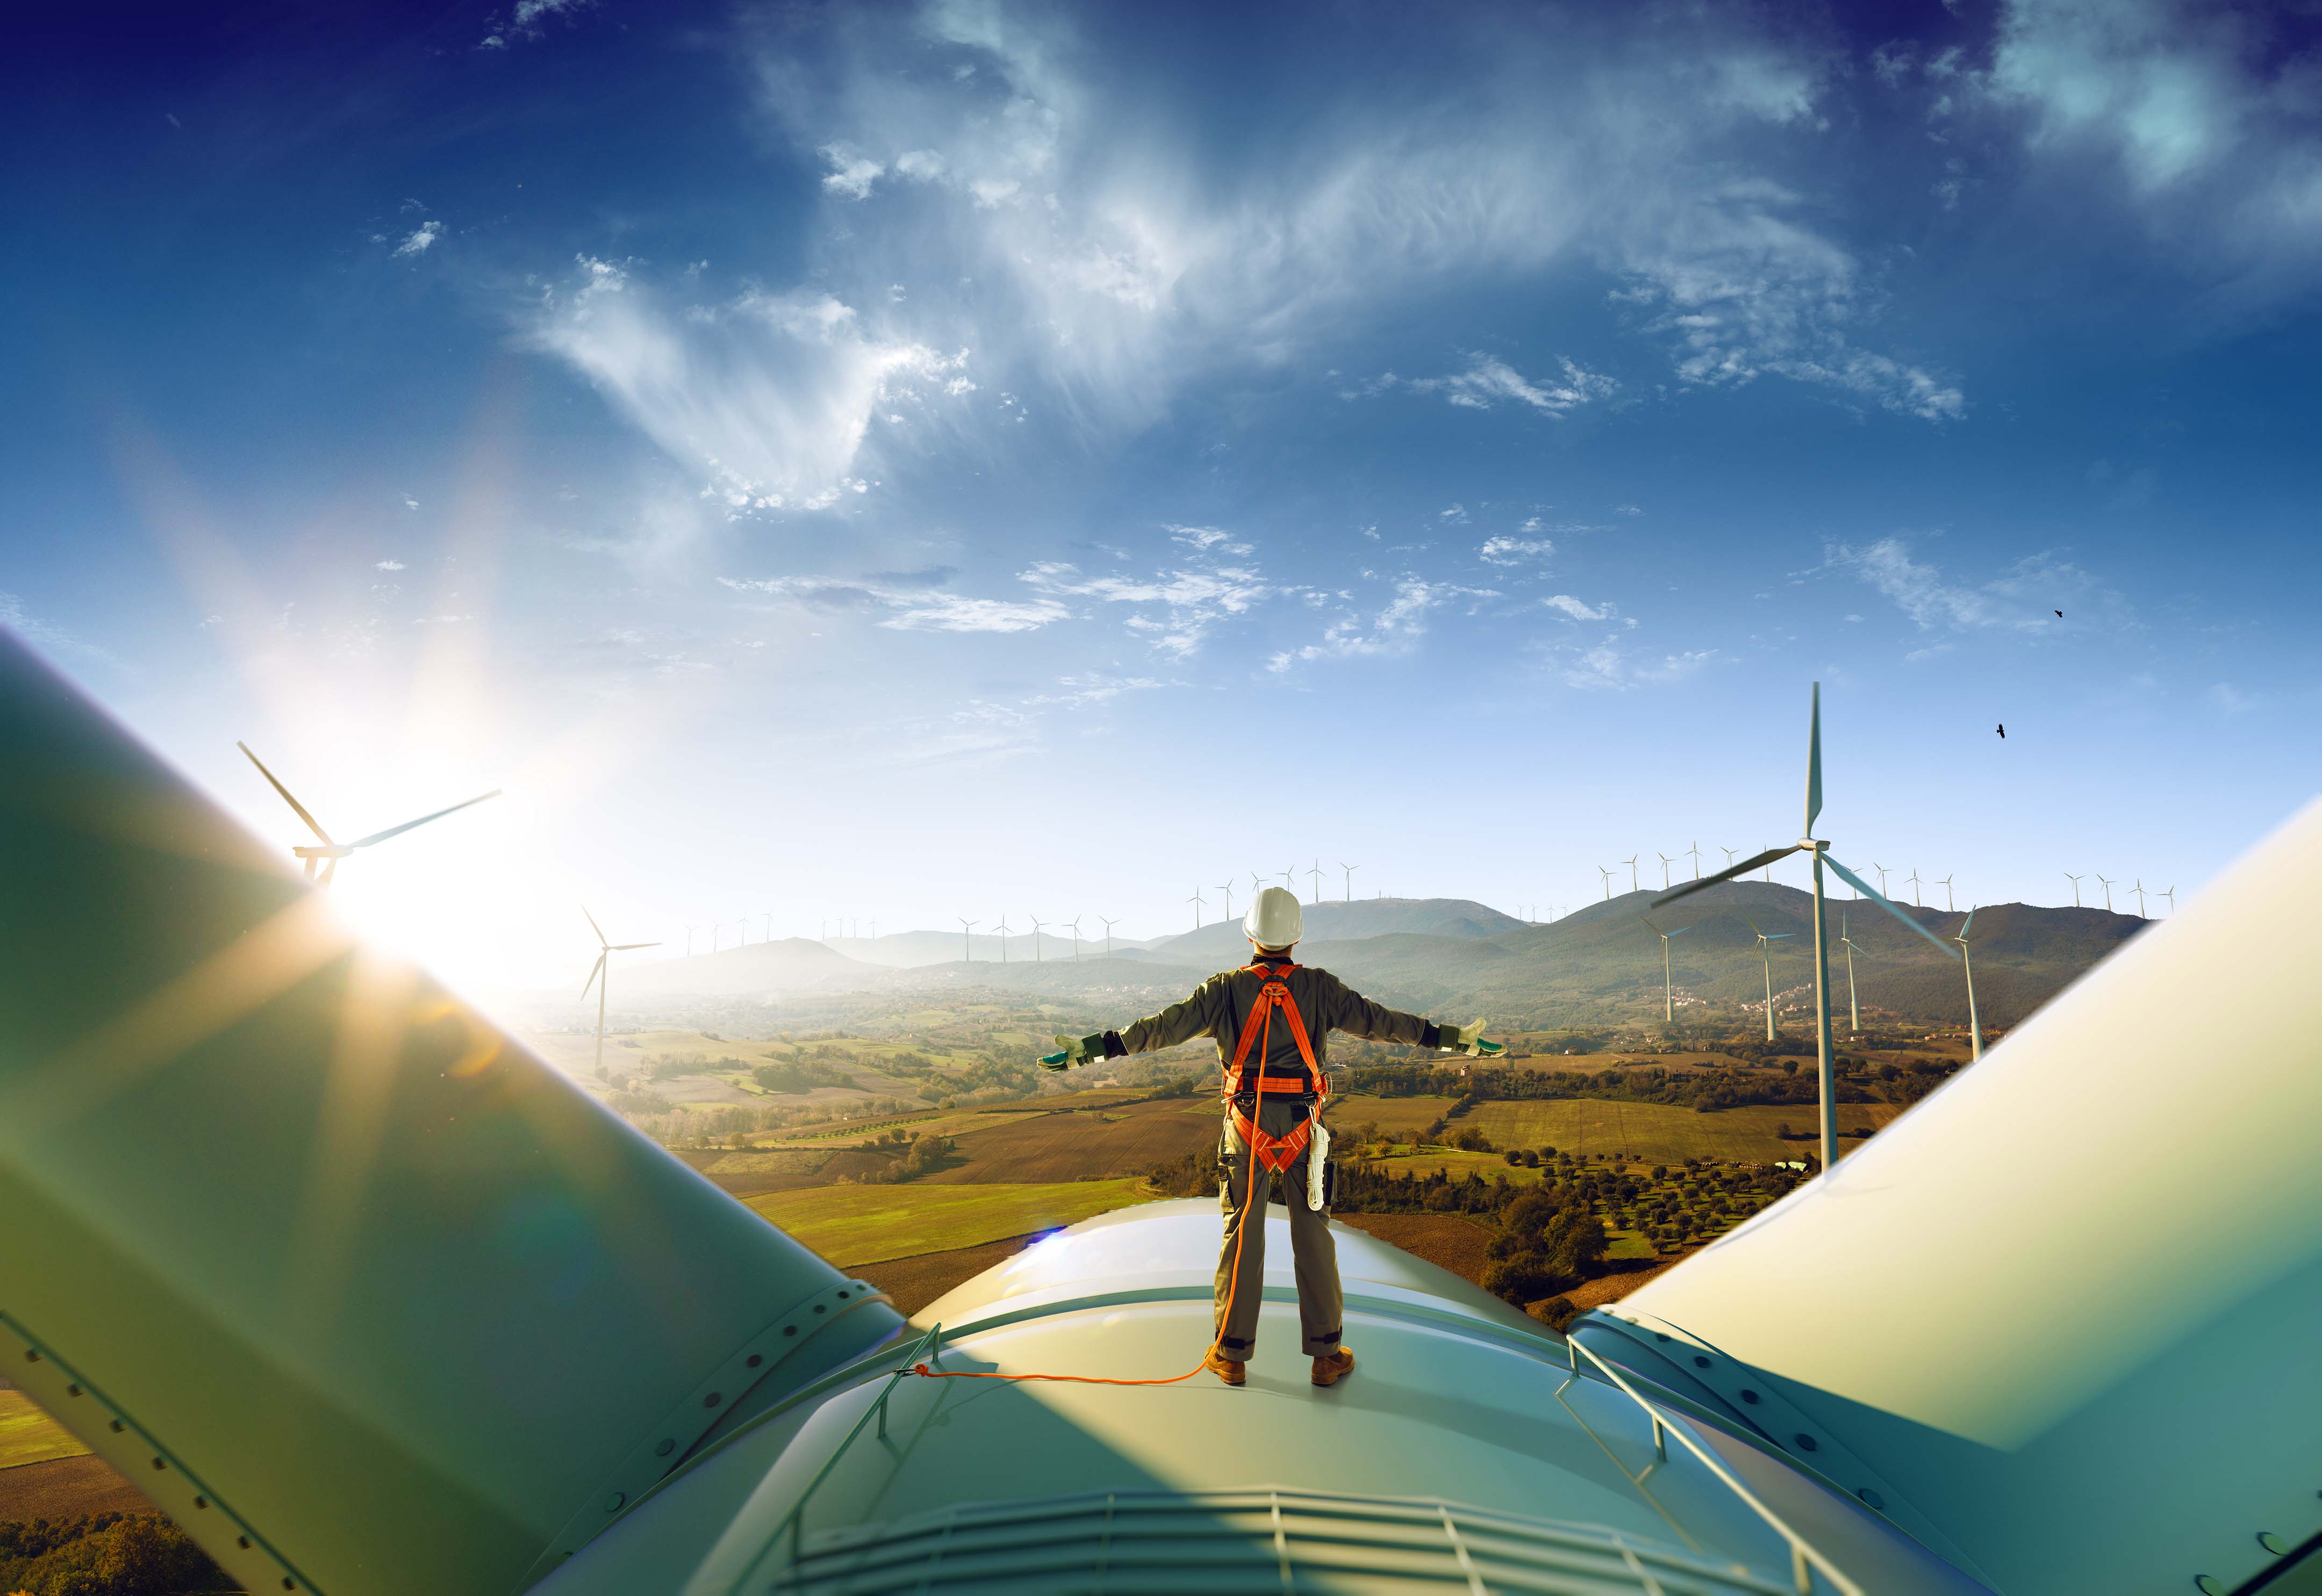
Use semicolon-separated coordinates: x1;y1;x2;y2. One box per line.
1244;886;1302;950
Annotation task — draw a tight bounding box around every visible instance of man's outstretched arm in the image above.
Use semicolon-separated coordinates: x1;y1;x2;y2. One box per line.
1040;979;1223;1070
1318;972;1504;1058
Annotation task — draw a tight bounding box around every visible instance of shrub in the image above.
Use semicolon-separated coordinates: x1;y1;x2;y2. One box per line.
1530;1296;1581;1333
0;1512;226;1596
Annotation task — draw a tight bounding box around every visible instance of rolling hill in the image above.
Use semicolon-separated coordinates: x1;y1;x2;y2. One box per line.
599;889;2147;1033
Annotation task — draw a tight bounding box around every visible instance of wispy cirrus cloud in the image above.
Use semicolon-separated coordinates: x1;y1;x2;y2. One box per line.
529;258;978;515
1267;577;1496;671
1365;354;1618;416
1823;537;2132;634
719;569;1066;634
1480;536;1554;565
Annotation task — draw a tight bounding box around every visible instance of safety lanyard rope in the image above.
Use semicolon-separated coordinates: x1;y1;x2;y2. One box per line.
911;964;1312;1388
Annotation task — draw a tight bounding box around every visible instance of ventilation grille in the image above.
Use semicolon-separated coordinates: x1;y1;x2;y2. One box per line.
768;1486;1802;1594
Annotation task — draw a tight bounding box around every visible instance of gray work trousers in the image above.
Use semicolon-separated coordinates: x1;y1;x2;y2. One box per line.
1214;1100;1342;1358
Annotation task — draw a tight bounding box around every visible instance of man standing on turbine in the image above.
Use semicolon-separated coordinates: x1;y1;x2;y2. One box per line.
1041;887;1502;1390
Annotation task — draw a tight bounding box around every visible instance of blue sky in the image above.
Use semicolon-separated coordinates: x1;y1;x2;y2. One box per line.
6;0;2319;989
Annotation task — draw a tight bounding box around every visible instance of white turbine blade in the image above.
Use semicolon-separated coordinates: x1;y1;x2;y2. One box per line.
1805;681;1823;834
580;953;605;1001
1653;844;1803;906
1824;854;1959;958
582;905;608;947
611;941;660;951
238;742;335;846
1767;932;1795;940
1959;907;1977;939
349;789;502;849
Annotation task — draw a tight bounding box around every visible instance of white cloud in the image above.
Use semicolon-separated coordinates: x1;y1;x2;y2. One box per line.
1267;578;1495;671
393;221;443;257
1404;354;1617;415
883;594;1068;632
719;570;1065;634
1614;504;1642;516
1557;638;1716;689
821;147;885;198
1;592;121;669
401;495;419;510
1438;504;1469;524
1540;593;1610;620
1168;524;1252;556
1022;559;1271;661
375;559;407;571
481;0;590;48
1480;536;1554;565
704;0;1968;459
1826;537;2132;633
529;257;976;511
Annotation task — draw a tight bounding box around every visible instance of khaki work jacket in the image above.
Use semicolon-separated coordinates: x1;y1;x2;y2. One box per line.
1116;958;1432;1089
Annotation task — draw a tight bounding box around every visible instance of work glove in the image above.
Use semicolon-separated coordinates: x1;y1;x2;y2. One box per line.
1439;1020;1505;1060
1039;1031;1107;1071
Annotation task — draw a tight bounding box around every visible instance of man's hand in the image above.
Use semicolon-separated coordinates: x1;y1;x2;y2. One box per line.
1439;1020;1505;1060
1040;1031;1106;1071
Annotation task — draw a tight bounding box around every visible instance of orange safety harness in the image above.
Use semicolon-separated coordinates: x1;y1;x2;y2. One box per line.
911;961;1318;1388
1222;961;1326;1174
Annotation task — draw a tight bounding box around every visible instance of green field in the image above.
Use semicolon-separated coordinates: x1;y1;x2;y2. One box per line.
1463;1098;1896;1164
1;1389;87;1471
745;1179;1158;1266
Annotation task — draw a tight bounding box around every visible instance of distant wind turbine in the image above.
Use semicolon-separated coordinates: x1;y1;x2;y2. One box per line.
1598;865;1614;901
1907;869;1924;908
1937;874;1956;913
237;741;499;889
1839;910;1862;1034
1308;859;1324;904
2096;874;2115;912
995;913;1011;962
1217;882;1234;922
1641;916;1692;1023
1187;890;1205;931
1341;862;1358;902
1249;871;1265;895
1657;682;1969;1175
762;913;774;940
1688;842;1702;881
956;917;977;962
1623;854;1639;893
2130;880;2148;917
1028;914;1047;961
1099;916;1120;959
2160;885;2175;915
1656;852;1674;889
579;908;660;1080
1721;846;1738;872
2065;872;2084;908
1955;907;1986;1061
1762;845;1775;884
1067;916;1083;960
1280;866;1296;891
1743;914;1795;1043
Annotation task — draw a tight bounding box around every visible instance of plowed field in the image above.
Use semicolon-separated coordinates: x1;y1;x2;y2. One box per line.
924;1098;1220;1184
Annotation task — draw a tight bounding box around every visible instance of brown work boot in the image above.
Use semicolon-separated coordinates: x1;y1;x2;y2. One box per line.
1203;1346;1246;1386
1310;1346;1354;1387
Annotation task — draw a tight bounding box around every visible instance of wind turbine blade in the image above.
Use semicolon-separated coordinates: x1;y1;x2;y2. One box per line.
1805;681;1823;834
1960;907;1977;939
580;953;605;1001
1767;932;1795;940
1823;854;1958;958
1668;926;1692;938
1653;845;1803;907
582;905;608;947
349;789;502;849
237;742;335;845
611;941;660;951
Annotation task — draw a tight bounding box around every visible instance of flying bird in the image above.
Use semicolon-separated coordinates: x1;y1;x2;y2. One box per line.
2054;609;2063;617
1997;723;2006;739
